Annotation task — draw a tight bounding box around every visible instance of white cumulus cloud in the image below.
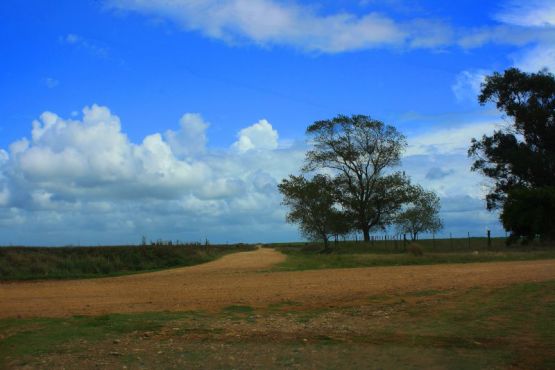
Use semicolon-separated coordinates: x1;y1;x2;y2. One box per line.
165;113;209;158
4;104;209;200
0;105;304;245
232;119;278;153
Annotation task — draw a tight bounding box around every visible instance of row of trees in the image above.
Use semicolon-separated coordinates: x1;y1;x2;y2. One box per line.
278;115;442;250
279;68;554;247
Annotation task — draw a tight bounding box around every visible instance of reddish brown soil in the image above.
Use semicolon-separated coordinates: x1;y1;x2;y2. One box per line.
1;248;554;318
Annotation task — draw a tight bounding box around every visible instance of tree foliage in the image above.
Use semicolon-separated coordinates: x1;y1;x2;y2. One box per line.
469;68;555;209
501;187;555;243
278;174;347;250
469;68;555;241
303;115;410;241
396;185;442;241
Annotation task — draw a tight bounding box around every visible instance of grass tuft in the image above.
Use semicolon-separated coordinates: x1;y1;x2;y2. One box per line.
223;305;255;314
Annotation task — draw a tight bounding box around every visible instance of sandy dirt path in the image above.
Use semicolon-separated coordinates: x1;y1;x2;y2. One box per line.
1;248;554;318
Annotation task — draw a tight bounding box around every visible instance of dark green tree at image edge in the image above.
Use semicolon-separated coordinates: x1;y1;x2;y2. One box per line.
469;68;555;243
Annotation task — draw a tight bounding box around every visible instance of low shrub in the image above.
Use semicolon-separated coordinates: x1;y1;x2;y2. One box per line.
407;243;424;256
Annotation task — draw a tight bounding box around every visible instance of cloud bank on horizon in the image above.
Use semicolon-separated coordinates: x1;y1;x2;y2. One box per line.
0;105;306;245
0;104;501;245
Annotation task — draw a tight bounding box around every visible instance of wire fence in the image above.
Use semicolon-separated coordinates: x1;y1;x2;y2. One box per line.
327;230;550;252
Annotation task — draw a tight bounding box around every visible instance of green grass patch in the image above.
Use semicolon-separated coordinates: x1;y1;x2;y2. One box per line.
273;249;555;271
0;311;191;364
0;244;255;281
267;300;303;311
222;305;255;314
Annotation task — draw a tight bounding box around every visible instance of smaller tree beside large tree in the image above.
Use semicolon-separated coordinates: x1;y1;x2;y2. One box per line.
395;186;443;241
278;174;349;251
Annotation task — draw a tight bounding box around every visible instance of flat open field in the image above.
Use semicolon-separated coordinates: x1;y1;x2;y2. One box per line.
1;247;554;318
2;248;555;369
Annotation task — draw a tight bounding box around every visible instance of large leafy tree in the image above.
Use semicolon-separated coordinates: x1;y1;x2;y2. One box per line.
395;185;442;241
469;68;555;208
469;68;555;240
303;115;411;241
278;174;349;250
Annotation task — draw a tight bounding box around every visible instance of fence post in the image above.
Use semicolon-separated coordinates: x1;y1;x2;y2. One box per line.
487;229;491;248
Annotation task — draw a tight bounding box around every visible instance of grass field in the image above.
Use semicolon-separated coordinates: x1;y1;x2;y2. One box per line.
269;239;555;271
1;238;554;280
0;244;255;281
2;280;554;369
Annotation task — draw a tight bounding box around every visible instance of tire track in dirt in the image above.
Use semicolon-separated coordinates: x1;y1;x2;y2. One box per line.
1;248;554;318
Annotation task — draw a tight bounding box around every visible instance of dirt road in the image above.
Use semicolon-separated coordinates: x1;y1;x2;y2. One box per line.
1;248;554;318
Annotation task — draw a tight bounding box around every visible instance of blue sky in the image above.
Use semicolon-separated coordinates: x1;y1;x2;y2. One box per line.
0;0;554;245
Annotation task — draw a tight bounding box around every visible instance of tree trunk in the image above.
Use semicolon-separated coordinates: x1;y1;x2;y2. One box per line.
363;227;370;242
322;235;330;252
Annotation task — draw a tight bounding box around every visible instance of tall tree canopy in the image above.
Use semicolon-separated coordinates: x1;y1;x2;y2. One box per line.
469;68;555;241
303;115;410;241
469;68;555;209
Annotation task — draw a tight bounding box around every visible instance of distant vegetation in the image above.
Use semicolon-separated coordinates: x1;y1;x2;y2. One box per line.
0;244;255;281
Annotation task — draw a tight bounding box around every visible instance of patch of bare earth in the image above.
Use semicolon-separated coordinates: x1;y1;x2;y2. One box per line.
1;248;554;318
